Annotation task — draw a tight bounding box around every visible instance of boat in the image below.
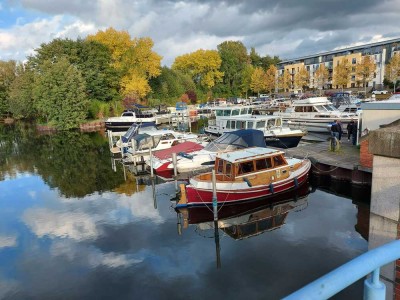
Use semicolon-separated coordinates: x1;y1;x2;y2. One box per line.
147;129;266;176
273;97;357;133
205;106;305;148
177;146;311;207
176;180;311;239
123;129;207;163
105;108;156;132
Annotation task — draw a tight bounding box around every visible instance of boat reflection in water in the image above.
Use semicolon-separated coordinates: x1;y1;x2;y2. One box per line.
175;181;313;267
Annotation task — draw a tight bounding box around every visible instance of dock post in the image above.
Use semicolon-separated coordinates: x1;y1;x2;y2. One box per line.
212;170;218;221
172;153;178;192
107;130;113;149
214;220;221;269
149;148;154;178
177;213;182;236
152;177;157;209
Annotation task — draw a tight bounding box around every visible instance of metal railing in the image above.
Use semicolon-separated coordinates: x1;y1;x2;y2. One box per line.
283;240;400;300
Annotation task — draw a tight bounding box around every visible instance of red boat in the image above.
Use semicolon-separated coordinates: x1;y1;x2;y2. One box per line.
177;147;311;207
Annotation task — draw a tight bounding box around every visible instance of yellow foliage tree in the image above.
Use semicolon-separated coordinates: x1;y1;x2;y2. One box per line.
250;67;266;96
314;64;329;95
294;66;309;92
172;49;223;90
265;65;278;94
278;71;291;92
355;56;376;94
385;53;400;92
87;27;162;99
333;58;351;91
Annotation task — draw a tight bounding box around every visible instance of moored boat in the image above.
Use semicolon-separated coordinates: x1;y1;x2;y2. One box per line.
105;109;156;132
177;147;311;207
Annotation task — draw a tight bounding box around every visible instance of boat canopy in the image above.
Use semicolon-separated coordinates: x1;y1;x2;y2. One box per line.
204;129;266;152
121;122;157;143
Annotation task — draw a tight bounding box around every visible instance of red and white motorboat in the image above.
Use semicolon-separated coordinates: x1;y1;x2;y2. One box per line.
177;147;311;207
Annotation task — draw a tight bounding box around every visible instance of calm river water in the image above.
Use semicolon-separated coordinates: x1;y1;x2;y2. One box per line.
0;123;370;299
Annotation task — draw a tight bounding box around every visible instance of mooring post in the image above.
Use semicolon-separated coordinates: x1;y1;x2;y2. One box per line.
149;148;154;178
107;130;112;149
152;177;157;209
172;152;178;193
212;169;218;221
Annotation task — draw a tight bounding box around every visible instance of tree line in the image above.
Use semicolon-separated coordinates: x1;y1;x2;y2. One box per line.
0;28;279;129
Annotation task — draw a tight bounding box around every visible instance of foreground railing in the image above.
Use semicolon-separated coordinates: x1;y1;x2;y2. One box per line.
284;240;400;300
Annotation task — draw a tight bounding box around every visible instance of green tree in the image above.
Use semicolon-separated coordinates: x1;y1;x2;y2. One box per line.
250;67;266;96
172;49;223;91
33;58;89;129
240;64;254;98
8;64;35;119
0;60;17;116
217;41;249;95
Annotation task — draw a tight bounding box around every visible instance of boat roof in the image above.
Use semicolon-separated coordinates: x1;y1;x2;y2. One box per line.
217;147;283;163
292;97;332;105
153;141;204;160
217;115;281;121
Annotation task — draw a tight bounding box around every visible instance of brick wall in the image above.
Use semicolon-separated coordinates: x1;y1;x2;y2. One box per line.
360;139;373;168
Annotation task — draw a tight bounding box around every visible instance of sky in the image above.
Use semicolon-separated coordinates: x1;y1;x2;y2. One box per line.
1;0;400;66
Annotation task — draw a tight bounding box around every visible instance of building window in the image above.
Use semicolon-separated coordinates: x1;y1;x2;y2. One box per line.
352;67;356;72
352;58;357;64
351;75;355;81
351;83;355;88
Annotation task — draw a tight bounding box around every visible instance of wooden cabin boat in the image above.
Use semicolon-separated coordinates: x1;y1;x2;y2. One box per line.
177;147;311;207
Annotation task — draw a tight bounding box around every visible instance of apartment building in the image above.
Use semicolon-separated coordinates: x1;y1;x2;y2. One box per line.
277;38;400;92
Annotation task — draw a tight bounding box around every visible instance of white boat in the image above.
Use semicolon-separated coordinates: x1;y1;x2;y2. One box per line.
273;97;357;133
105;109;156;132
147;129;267;176
205;106;305;148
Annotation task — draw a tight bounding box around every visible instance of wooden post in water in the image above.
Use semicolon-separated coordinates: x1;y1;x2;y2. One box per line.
172;152;178;193
177;213;182;236
212;169;218;221
214;220;221;269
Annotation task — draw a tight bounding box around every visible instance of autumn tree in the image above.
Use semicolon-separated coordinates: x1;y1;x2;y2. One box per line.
278;71;291;92
314;64;329;95
88;28;162;99
333;58;351;91
250;67;266;96
356;56;377;94
172;49;223;91
240;64;254;98
294;66;309;92
180;93;189;103
265;65;278;94
385;53;400;92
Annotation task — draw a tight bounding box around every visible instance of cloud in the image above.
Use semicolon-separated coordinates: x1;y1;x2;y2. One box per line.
0;235;18;248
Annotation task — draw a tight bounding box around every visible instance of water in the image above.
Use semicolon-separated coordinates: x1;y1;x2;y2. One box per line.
0;124;370;299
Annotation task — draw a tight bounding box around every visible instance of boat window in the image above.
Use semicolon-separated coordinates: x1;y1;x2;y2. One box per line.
236;121;246;129
238;161;254;174
324;105;336;111
247;121;254;129
315;105;327;111
217;159;224;173
122;112;134;117
226;121;230;129
230;121;236;129
276;118;281;126
240;108;247;115
225;162;232;177
273;155;286;167
248;108;253;114
223;110;231;116
231;109;239;116
216;110;223;117
267;119;275;127
160;133;175;140
294;106;304;112
256;121;265;129
255;158;272;170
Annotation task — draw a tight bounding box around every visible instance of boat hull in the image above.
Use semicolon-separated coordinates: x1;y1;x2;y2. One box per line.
182;162;310;207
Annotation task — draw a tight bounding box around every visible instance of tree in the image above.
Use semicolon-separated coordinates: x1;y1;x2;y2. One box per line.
294;66;309;92
250;67;266;96
278;71;291;92
314;64;329;95
355;56;376;94
385;53;400;93
0;60;16;116
172;49;223;91
180;93;189;103
249;47;262;67
265;65;278;94
217;41;249;95
240;64;254;98
33;58;89;129
333;58;351;91
8;64;35;119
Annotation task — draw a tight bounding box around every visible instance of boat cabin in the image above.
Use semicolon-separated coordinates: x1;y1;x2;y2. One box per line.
196;147;293;184
223;116;282;131
213;106;253;117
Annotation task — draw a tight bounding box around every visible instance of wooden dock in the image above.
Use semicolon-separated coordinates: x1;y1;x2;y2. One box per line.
285;136;372;185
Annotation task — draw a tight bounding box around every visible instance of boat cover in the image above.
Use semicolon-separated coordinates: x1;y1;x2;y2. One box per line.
204;129;266;152
121;122;157;143
153;141;204;160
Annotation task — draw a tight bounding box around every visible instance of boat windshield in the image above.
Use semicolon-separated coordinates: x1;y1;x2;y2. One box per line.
314;105;328;111
267;119;276;127
323;104;336;111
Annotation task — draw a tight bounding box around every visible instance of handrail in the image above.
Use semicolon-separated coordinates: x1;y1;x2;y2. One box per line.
284;239;400;300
